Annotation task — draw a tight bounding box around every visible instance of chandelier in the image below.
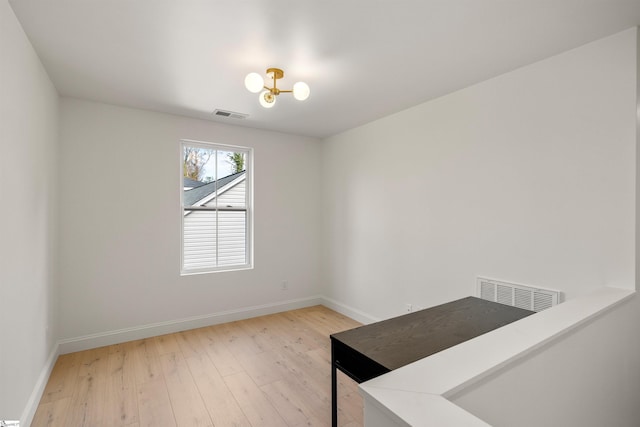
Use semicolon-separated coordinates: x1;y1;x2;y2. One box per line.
244;67;310;108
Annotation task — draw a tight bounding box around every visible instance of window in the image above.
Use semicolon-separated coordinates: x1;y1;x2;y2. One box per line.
181;140;252;274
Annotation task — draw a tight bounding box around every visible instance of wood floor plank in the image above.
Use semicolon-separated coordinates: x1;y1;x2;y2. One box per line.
137;379;176;427
132;338;163;384
299;308;360;337
31;397;71;427
185;354;252;427
261;379;324;427
154;333;182;355
38;352;81;404
104;342;139;426
277;343;332;400
176;328;209;359
235;348;284;387
223;371;288;427
277;309;330;349
160;352;213;427
197;326;244;377
243;313;321;355
214;321;265;358
266;348;332;418
77;346;111;377
64;347;110;427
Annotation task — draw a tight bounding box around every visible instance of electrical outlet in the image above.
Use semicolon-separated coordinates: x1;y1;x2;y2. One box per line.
405;303;412;313
281;281;289;291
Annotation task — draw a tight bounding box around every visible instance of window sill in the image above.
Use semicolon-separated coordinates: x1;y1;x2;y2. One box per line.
180;265;253;276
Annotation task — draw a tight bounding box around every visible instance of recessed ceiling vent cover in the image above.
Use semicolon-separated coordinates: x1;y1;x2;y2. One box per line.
212;109;248;119
477;277;562;312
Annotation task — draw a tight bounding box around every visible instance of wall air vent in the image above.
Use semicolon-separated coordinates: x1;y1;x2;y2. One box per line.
477;277;562;312
212;109;249;120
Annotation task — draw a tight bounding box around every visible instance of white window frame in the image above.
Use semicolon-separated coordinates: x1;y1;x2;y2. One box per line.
180;139;253;275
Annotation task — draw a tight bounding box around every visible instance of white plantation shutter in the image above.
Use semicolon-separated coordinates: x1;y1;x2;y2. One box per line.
183;211;217;270
183;210;247;270
217;211;247;266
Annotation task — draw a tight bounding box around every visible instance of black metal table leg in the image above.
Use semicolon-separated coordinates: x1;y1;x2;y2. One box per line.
331;338;338;427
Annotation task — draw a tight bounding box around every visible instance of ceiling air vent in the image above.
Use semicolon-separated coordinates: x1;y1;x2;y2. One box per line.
477;277;562;312
212;109;248;120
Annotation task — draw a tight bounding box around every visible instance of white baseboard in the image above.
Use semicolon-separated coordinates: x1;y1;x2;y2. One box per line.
20;342;59;427
320;296;380;324
58;295;324;354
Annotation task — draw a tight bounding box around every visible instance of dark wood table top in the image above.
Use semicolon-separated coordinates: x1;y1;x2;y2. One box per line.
330;296;535;371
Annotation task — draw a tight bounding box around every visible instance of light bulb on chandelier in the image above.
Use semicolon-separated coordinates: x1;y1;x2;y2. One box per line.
244;67;310;108
292;82;310;101
244;73;264;93
259;90;276;108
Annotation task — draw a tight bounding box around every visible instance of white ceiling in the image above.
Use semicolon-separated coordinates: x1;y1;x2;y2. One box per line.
9;0;640;138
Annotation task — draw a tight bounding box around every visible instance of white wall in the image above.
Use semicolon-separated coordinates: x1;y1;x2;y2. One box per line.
57;99;322;341
447;25;640;427
0;0;59;420
321;28;637;320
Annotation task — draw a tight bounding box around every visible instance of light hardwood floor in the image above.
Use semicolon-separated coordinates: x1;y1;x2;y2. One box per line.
32;306;364;427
